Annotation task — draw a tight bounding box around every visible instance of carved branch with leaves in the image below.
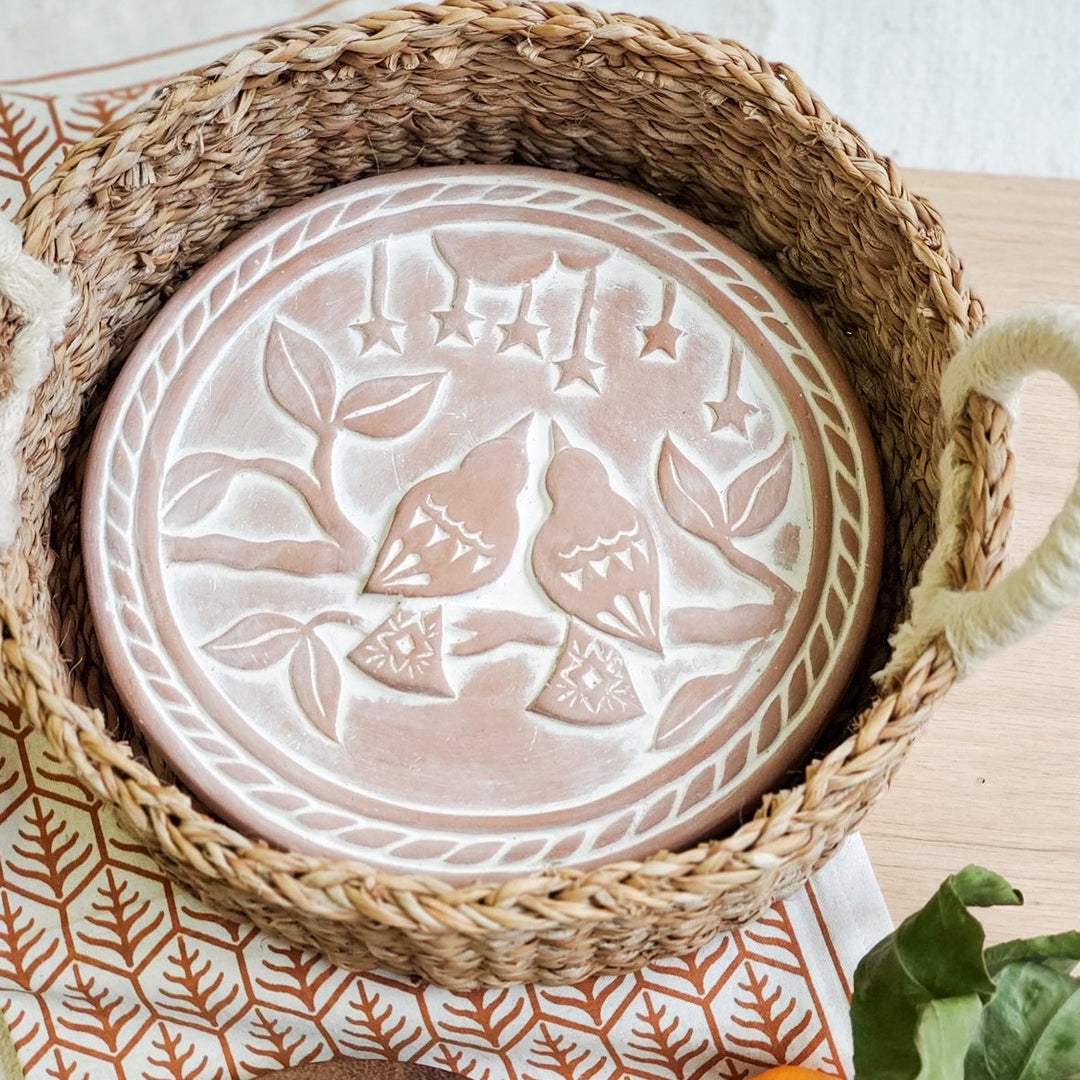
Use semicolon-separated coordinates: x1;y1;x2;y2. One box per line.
204;610;363;743
652;435;798;750
659;434;796;616
162;318;444;577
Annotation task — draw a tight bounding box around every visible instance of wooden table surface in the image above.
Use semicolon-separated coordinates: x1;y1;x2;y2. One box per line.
261;170;1080;1079
859;169;1080;944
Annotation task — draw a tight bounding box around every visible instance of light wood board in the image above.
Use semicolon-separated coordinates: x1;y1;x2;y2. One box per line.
859;169;1080;942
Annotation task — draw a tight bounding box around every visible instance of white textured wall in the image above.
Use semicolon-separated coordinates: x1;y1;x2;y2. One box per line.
1;0;1079;176
632;0;1080;179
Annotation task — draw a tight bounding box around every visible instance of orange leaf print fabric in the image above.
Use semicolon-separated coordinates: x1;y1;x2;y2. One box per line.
1;702;890;1080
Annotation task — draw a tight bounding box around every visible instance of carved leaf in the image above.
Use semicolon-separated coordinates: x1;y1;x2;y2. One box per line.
657;436;726;545
290;633;342;741
204;614;303;669
163;453;236;528
726;436;794;537
264;320;337;430
654;671;740;750
336;371;444;438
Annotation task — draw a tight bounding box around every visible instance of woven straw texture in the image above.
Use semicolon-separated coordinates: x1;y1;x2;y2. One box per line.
0;1;1006;989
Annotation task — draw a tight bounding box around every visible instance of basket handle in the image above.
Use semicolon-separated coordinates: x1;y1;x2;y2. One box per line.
0;217;76;549
886;304;1080;680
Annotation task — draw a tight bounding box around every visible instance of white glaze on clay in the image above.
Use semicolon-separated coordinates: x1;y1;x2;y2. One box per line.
83;166;883;880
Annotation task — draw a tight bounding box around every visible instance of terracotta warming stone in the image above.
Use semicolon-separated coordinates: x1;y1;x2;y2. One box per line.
82;166;883;881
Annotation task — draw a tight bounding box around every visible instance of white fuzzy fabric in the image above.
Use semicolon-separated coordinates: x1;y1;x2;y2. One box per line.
886;304;1080;680
0;217;76;550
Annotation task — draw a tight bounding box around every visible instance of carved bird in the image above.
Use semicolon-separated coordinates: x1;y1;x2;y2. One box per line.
531;425;662;653
364;415;532;597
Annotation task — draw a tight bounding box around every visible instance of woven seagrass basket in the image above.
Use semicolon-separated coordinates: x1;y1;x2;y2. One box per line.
0;2;1019;989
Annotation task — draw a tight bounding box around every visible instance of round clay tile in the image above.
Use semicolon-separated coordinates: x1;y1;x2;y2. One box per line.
83;165;883;881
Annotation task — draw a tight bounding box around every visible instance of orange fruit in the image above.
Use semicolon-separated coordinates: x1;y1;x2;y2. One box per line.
755;1070;834;1079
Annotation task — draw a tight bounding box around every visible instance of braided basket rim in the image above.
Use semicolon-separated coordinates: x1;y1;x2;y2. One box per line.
0;1;1009;986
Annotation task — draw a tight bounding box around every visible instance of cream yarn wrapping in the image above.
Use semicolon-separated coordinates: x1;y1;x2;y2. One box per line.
0;216;76;548
886;303;1080;678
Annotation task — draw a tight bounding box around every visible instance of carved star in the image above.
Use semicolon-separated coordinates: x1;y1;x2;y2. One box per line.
638;317;684;360
707;393;759;435
351;311;405;353
553;350;604;393
497;311;546;355
432;305;483;346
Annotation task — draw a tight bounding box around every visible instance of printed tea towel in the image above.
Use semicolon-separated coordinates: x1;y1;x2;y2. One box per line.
0;4;893;1079
1;705;890;1080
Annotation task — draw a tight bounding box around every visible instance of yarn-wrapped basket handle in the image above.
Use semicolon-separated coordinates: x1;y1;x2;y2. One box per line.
886;304;1080;680
0;217;76;549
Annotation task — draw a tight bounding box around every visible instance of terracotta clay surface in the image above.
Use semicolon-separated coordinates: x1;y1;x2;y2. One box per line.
82;166;883;881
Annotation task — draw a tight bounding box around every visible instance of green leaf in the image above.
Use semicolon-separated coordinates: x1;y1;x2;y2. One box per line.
948;865;1024;909
913;997;983;1080
965;961;1080;1079
895;868;1014;1002
852;866;1020;1080
852;940;942;1080
986;933;1080;976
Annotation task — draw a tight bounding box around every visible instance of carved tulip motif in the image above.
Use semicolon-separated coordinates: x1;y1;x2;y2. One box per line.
347;607;453;698
529;623;644;725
